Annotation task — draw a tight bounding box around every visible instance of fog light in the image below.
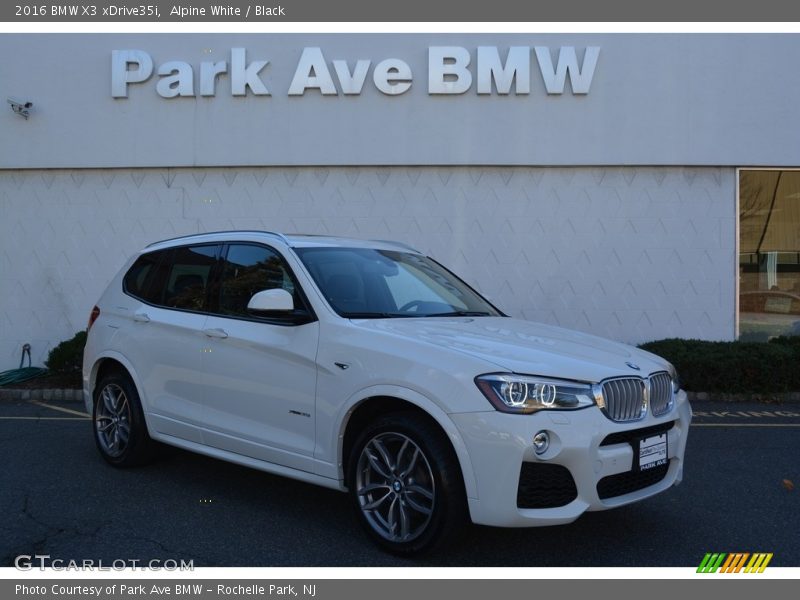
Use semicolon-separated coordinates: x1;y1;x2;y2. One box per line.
533;431;550;455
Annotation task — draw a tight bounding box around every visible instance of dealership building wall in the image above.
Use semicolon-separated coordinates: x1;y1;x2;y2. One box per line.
1;33;797;369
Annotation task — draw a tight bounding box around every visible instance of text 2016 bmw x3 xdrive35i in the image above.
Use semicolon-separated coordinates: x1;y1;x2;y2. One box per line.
83;231;691;554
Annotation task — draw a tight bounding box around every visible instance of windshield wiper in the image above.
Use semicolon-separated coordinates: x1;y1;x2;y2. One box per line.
423;311;492;317
342;310;493;318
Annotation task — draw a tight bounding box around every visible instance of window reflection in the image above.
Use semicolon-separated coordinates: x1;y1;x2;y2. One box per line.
739;170;800;340
219;244;297;318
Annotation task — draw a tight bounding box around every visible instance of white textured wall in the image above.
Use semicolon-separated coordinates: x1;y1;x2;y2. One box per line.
0;166;736;369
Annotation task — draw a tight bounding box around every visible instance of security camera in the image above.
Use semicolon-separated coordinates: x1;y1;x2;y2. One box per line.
8;98;33;119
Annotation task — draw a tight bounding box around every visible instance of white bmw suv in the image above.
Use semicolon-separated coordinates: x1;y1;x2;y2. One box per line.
83;231;691;554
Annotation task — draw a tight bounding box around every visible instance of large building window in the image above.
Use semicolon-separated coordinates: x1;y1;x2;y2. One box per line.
739;169;800;340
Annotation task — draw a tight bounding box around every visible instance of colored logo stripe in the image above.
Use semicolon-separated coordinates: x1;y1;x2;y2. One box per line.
720;553;749;573
697;552;773;573
745;553;773;573
697;553;726;573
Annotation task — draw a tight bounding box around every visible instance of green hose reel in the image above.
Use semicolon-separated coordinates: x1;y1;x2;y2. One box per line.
0;343;48;387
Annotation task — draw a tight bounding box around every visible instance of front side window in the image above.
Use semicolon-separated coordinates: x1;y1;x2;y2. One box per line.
295;247;501;318
739;170;800;340
217;244;300;318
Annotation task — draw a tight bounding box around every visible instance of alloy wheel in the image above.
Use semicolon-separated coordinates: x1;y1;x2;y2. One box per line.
95;383;132;458
355;432;436;543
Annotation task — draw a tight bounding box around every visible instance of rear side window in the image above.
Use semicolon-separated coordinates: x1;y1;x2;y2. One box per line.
162;245;219;311
123;245;220;311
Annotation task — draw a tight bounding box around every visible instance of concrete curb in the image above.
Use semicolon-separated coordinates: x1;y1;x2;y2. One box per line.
0;388;83;402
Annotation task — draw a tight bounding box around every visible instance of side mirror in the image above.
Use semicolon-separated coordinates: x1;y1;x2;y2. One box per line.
247;289;294;312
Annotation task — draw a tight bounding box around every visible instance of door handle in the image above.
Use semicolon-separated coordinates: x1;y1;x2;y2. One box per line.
203;328;229;339
133;313;150;323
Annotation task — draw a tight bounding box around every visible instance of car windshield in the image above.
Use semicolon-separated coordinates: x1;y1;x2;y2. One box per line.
294;247;502;318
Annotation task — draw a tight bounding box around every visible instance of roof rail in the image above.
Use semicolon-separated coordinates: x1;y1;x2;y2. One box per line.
146;230;290;248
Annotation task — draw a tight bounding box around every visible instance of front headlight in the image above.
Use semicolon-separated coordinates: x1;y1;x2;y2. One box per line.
668;364;681;393
475;374;595;414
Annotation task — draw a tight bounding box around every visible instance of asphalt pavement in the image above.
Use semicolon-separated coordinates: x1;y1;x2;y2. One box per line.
0;396;797;567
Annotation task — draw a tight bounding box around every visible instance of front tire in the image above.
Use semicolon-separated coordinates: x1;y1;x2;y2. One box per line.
348;412;467;555
92;371;157;467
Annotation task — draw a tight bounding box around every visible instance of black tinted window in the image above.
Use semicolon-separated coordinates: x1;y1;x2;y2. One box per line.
218;244;298;317
161;245;219;311
123;251;165;303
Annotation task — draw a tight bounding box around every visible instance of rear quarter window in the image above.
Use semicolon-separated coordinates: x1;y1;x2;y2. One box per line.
123;252;163;303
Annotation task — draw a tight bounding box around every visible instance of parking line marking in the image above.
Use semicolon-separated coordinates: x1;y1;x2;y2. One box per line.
0;416;89;420
691;423;800;427
29;400;89;417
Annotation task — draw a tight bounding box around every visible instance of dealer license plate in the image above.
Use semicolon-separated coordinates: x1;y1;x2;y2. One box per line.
638;434;668;471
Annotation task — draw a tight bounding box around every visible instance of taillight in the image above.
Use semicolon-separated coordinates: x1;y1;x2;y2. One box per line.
88;306;100;331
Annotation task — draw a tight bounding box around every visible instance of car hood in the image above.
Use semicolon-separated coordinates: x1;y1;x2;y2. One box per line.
351;316;670;383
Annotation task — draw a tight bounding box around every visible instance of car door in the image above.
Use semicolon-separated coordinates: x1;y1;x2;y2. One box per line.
200;242;320;472
121;244;220;443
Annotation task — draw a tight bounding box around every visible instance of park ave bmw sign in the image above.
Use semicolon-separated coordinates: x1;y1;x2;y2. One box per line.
111;46;600;98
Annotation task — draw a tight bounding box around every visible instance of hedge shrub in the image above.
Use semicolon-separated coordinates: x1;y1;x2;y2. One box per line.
638;337;800;393
45;331;87;374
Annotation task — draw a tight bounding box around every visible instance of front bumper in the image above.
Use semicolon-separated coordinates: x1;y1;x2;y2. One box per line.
450;390;691;527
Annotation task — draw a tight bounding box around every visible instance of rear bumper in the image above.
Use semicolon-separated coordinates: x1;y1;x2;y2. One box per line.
451;390;691;527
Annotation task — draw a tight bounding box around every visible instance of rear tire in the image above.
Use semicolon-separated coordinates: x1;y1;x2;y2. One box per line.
92;371;157;467
347;412;467;555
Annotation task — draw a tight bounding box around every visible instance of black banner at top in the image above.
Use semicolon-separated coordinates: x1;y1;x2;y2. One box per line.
3;0;800;22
